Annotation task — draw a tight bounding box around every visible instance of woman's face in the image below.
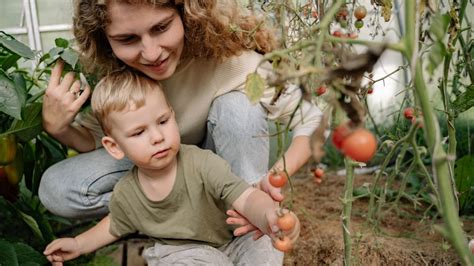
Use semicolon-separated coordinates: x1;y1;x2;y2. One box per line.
105;2;185;81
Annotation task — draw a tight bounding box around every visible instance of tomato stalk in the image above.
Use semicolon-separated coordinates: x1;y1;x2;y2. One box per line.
341;158;357;266
404;0;473;263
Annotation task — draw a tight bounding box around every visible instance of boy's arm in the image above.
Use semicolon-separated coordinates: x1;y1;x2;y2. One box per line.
44;215;119;264
231;187;300;247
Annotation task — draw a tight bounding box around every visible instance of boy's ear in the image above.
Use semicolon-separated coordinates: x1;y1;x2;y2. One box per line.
102;136;125;160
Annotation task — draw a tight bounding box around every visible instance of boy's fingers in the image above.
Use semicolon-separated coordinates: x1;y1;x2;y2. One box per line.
233;224;257;236
252;230;264;240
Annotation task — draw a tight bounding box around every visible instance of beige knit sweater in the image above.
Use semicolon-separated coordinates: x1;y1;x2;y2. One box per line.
76;50;323;148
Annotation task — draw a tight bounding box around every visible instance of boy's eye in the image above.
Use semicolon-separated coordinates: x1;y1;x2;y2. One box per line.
131;130;144;137
160;119;169;125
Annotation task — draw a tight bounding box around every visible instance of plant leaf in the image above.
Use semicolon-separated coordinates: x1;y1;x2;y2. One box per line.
0;70;22;119
452;84;474;116
0;33;35;59
5;102;43;141
0;239;19;266
429;13;450;41
13;242;48;265
454;155;474;214
245;72;266;104
61;48;79;69
427;41;447;75
54;38;69;48
16;209;45;241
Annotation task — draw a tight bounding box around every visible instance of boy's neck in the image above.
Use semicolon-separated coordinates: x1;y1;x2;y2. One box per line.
137;157;178;201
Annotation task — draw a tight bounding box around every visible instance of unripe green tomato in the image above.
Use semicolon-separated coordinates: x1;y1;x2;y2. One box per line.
0;134;17;165
5;145;23;186
354;19;364;29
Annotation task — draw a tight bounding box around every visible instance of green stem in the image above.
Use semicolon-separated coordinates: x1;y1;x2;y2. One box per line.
342;158;356;266
404;1;473;263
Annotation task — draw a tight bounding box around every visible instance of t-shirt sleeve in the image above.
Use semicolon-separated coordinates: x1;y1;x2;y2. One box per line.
201;151;250;206
108;193;137;238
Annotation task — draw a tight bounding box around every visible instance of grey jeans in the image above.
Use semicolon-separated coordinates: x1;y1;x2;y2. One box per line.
38;91;270;219
142;234;283;265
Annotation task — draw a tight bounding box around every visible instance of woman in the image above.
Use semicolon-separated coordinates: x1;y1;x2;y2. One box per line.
40;0;321;240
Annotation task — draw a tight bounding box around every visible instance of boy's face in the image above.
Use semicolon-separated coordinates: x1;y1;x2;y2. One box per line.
102;89;180;173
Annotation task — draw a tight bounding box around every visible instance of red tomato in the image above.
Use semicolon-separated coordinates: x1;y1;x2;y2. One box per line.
277;211;296;231
347;32;358;39
367;87;374;94
354;6;367;20
311;10;318;18
403;107;414;119
269;171;288;188
314;168;324;178
331;123;351;150
332;30;343;37
273;236;293;252
341;128;377;162
316;86;327;96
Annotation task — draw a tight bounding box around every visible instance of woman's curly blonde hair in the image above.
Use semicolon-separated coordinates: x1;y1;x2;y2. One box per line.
73;0;278;75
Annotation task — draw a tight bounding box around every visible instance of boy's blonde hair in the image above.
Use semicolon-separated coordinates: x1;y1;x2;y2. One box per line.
91;70;167;134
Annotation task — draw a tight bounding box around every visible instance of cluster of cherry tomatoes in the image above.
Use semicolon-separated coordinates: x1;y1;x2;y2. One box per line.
332;123;377;162
403;107;423;128
273;208;297;252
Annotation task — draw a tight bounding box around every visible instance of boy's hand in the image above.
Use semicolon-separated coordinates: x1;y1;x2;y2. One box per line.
270;209;300;252
226;209;264;240
43;238;81;265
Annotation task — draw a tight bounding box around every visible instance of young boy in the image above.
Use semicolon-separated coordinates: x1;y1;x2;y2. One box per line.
43;71;300;265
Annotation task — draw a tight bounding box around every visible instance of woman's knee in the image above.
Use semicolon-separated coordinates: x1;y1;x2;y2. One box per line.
209;91;268;137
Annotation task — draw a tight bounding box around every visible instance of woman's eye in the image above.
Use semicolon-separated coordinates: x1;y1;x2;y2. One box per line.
117;36;137;44
153;23;170;33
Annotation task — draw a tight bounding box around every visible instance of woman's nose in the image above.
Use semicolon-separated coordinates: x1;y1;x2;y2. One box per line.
141;35;161;63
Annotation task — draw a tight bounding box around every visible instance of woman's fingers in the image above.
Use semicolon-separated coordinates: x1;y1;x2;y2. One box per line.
48;60;64;87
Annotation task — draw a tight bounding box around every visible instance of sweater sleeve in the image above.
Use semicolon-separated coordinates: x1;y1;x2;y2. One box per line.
74;109;105;149
258;64;324;137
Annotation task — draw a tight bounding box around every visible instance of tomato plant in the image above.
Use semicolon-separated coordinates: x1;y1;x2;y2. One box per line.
269;171;288;188
340;129;377;162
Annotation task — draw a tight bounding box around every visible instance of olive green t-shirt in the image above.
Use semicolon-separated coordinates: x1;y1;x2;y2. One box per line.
108;144;250;247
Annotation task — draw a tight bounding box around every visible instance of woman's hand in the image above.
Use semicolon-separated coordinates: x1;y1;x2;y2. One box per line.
259;173;285;202
42;60;90;139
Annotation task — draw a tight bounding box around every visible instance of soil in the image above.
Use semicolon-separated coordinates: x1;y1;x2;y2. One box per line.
108;167;473;265
282;168;472;265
